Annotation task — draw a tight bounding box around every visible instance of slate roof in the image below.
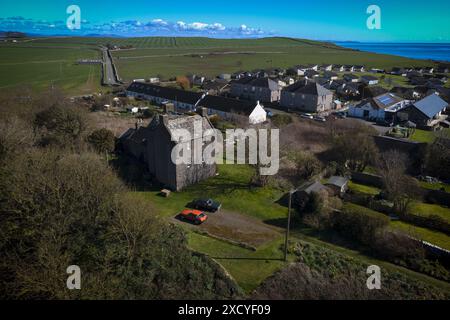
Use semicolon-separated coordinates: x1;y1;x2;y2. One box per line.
301;181;328;195
197;95;259;116
127;82;203;105
356;93;404;110
326;176;349;188
284;81;332;96
412;94;448;119
232;77;280;91
148;114;214;141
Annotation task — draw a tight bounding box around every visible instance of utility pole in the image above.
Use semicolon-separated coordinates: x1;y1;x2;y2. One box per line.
284;190;294;262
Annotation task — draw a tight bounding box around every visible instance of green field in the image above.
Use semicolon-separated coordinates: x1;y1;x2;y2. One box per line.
0;44;102;94
111;37;430;81
1;36;434;94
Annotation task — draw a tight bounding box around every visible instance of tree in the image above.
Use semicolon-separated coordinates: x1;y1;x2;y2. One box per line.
378;151;420;215
87;128;115;155
176;76;191;90
287;151;322;181
34;105;87;148
425;131;450;180
330;129;378;172
0;149;240;299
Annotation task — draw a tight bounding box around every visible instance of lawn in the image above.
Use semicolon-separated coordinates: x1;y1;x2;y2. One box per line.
410;129;438;143
187;232;287;293
409;128;450;144
348;181;381;195
409;202;450;224
342;202;450;251
135;164;288;221
134;163;450;293
390;221;450;251
419;180;450;193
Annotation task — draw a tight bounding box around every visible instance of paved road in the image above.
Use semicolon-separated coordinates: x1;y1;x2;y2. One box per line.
101;46;119;86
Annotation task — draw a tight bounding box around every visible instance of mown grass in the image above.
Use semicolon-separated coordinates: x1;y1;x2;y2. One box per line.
133;163;450;294
187;232;287;293
419;180;450;193
135;164;288;221
390;221;450;251
409;202;450;224
410;129;438;143
348;181;381;195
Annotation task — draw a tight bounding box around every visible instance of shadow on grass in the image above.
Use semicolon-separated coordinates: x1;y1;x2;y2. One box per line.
210;256;284;262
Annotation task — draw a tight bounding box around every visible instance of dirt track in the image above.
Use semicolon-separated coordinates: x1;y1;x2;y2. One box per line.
174;210;282;248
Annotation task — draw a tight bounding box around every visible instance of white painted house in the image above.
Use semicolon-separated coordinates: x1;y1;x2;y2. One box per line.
348;93;411;122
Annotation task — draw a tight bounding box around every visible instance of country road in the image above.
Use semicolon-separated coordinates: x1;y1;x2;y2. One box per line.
101;46;120;86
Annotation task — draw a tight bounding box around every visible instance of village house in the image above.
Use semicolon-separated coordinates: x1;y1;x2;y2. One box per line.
126;82;205;111
348;93;410;122
323;71;339;80
390;67;408;76
320;64;333;71
325;176;349;197
397;94;448;129
337;82;361;100
118;113;217;191
280;80;334;113
196;95;267;125
304;69;320;79
361;75;379;85
344;74;360;83
200;79;229;95
230;77;281;103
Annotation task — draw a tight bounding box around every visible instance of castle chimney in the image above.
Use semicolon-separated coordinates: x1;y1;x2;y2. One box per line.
159;114;169;125
196;107;208;117
162;102;175;114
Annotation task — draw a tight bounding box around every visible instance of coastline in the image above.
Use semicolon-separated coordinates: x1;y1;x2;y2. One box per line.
334;42;450;63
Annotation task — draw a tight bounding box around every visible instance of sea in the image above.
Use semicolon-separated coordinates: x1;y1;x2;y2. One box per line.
334;42;450;62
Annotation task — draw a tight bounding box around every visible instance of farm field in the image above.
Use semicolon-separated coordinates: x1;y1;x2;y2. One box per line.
111;38;430;81
0;45;102;94
1;36;434;94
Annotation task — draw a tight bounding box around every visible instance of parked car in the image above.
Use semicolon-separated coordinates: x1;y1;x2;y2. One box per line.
179;209;208;225
192;198;222;212
313;115;326;122
300;113;314;120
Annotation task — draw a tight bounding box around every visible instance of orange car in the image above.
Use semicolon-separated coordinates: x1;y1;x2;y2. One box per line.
179;209;208;225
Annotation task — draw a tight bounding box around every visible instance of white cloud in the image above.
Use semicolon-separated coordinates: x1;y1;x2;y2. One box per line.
0;16;271;38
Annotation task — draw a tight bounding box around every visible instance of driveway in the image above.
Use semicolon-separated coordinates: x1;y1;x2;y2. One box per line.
173;210;282;248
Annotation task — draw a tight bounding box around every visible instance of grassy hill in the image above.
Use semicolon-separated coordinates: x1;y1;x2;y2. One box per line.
0;36;434;94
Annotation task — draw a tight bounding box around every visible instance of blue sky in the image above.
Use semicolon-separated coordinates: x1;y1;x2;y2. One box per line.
1;0;449;42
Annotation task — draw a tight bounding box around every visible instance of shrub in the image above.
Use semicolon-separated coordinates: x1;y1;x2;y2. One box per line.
332;204;389;245
87;128;116;154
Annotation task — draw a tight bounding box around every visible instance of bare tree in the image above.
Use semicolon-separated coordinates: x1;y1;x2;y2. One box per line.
378;150;420;214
